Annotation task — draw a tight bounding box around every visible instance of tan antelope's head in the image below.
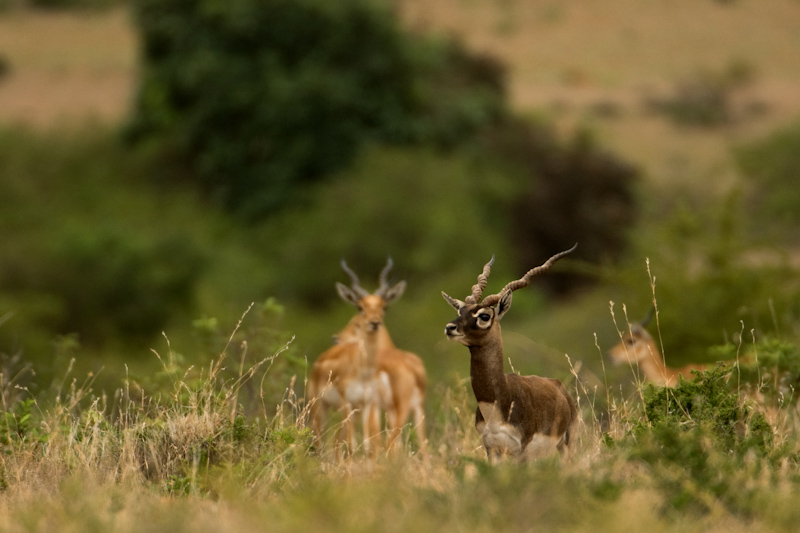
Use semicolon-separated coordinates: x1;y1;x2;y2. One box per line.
608;308;656;366
335;258;406;336
441;245;577;348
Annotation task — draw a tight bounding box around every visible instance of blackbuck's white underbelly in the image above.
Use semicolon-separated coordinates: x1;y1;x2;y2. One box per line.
477;401;523;456
476;401;564;459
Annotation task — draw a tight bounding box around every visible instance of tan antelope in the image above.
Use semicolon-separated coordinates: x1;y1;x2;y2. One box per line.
442;246;579;461
608;309;706;387
335;312;427;451
307;259;413;456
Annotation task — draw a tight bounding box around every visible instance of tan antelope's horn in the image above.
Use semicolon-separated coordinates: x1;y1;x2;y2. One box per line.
340;259;370;298
375;257;394;298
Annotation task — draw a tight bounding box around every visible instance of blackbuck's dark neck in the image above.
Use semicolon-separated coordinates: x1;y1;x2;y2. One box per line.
468;337;512;413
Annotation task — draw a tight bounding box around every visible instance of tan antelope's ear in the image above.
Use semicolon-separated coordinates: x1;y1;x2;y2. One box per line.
382;280;407;306
336;282;361;307
495;290;513;320
442;291;465;311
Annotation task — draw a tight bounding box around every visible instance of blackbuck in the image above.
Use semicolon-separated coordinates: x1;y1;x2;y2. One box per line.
308;259;425;455
442;246;579;461
608;309;706;387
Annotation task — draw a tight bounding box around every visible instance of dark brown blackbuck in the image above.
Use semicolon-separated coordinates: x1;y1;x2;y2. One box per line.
442;246;579;461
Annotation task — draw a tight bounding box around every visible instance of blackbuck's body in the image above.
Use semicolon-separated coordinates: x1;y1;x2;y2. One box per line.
443;246;579;460
471;351;576;458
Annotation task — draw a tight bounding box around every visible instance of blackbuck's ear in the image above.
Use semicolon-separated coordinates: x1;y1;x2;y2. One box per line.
496;290;513;320
336;282;360;307
442;291;465;311
383;280;407;305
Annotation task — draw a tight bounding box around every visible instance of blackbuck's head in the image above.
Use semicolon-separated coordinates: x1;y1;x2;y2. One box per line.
336;258;406;334
608;308;656;366
442;245;577;347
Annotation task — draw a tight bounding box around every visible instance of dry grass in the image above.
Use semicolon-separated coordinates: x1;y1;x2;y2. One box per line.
0;335;797;532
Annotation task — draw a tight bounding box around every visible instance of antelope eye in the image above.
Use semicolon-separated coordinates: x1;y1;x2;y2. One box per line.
478;313;491;322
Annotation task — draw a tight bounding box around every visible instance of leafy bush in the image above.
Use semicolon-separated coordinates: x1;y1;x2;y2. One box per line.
715;338;800;406
610;365;776;515
127;0;505;219
737;121;800;228
640;365;773;454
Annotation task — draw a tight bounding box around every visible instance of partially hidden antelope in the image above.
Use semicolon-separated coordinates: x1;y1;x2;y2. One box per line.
608;309;706;387
442;246;579;461
308;259;425;455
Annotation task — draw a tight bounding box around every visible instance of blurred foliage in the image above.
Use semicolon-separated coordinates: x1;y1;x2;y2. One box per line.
0;127;220;384
617;191;800;366
737;120;800;230
0;128;205;353
6;228;204;345
481;120;638;292
260;147;518;307
127;0;506;219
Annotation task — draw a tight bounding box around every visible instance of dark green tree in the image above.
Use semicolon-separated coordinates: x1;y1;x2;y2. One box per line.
127;0;505;218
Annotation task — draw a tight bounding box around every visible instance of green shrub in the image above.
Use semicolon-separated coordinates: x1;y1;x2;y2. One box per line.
127;0;505;219
612;365;776;515
641;364;773;454
716;338;800;406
